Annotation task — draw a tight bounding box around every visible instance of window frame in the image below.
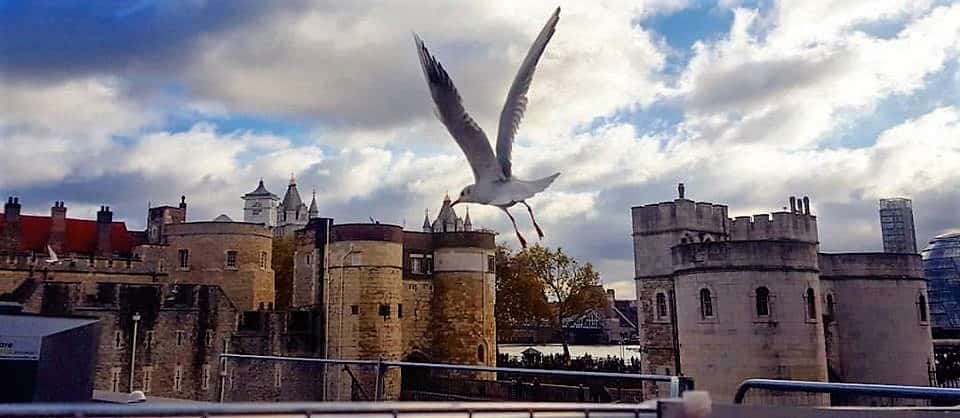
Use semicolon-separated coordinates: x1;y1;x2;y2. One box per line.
653;290;670;323
754;286;772;320
919;293;929;325
805;287;817;322
225;250;238;269
699;287;715;320
177;249;189;270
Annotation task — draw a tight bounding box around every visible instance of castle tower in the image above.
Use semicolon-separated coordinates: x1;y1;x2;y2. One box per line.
630;186;728;376
242;179;279;227
324;224;404;400
431;231;497;377
275;175;310;238
672;239;827;403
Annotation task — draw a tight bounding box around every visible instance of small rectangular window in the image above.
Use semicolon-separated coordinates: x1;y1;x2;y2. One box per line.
349;253;362;266
176;330;185;346
487;254;495;272
351;305;359;315
201;364;211;390
114;330;124;349
410;255;423;274
398;303;403;318
178;249;189;269
157;258;165;273
173;365;183;392
205;332;214;348
144;330;154;347
259;252;267;270
142;366;153;393
110;367;121;392
305;253;312;265
226;250;238;268
425;254;433;273
274;364;282;388
379;304;390;318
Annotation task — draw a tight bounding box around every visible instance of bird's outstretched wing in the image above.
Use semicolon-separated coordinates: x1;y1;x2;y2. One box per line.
496;7;560;179
46;245;58;263
415;34;505;183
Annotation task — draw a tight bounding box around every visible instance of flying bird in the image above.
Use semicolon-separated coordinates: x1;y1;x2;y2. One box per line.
414;7;561;248
45;245;61;265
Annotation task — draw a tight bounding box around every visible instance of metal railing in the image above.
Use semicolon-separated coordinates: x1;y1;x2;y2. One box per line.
0;401;657;417
220;353;689;401
734;379;960;404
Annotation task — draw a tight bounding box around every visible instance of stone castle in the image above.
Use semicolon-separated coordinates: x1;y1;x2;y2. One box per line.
632;185;934;402
0;188;495;401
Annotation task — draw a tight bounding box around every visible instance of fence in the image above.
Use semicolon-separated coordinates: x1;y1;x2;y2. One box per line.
734;379;960;406
220;353;690;403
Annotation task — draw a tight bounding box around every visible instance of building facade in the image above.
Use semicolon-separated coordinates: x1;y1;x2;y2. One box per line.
880;198;918;254
923;233;960;330
1;194;496;402
242;180;280;227
632;188;934;403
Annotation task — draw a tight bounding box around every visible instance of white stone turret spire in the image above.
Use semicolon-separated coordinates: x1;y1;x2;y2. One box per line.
464;207;472;231
308;189;319;219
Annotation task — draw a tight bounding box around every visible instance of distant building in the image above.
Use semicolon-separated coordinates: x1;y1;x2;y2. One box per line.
273;176;315;238
422;194;471;233
242;179;279;227
633;189;932;403
880;198;918;253
923;233;960;330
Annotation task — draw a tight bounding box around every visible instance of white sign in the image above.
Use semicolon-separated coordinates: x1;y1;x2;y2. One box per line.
0;336;41;360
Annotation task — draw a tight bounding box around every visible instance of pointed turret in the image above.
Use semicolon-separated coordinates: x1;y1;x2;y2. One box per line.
464;207;472;231
422;209;432;232
308;190;319;219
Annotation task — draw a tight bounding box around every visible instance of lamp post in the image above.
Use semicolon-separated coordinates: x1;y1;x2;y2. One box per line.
336;244;358;400
129;312;141;393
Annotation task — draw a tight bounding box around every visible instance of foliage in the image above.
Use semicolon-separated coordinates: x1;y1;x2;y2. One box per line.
495;243;609;359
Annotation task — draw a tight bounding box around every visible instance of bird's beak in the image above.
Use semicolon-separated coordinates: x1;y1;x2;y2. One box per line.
451;198;461;206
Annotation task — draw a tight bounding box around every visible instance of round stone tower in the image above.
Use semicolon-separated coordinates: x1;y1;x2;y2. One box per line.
324;224;404;400
671;239;828;404
431;231;497;377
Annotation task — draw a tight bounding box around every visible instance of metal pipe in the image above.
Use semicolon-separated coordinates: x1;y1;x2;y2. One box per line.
128;312;140;392
220;353;682;391
733;378;960;404
0;401;657;417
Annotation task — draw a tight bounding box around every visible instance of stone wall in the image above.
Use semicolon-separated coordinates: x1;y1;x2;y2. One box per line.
672;240;827;403
162;222;274;310
820;253;933;397
324;232;403;401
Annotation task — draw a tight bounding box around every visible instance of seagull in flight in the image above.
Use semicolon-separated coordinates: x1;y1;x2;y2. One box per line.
45;245;62;265
414;7;561;248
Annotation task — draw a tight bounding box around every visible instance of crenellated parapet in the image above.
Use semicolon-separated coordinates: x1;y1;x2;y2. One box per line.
631;199;728;237
728;211;819;243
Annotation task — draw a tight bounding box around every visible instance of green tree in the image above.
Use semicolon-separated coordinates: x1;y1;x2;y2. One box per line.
496;244;608;360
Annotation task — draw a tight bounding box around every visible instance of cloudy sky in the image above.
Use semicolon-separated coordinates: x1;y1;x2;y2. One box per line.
2;0;959;298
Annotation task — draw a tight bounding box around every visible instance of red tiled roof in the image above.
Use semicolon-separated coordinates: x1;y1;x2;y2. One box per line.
0;213;136;256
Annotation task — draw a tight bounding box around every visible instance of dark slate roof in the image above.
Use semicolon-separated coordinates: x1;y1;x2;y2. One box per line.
281;182;305;210
243;180;279;200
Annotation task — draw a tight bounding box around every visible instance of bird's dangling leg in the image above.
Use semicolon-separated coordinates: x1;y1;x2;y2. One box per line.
521;201;545;240
501;207;527;248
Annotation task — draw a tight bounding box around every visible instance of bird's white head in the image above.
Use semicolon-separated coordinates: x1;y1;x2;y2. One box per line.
451;185;477;206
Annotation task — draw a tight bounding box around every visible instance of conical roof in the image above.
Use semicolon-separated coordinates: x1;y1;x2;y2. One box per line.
213;214;233;222
308;190;319;217
281;179;305;210
244;179;279;199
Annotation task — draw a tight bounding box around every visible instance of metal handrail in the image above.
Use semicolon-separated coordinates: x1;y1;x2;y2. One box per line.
734;378;960;404
221;353;686;397
0;401;657;417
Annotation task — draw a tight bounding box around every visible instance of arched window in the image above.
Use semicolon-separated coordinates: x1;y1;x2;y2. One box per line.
806;288;816;320
756;287;770;317
655;292;669;320
477;344;485;362
919;294;928;322
699;288;714;318
826;293;835;317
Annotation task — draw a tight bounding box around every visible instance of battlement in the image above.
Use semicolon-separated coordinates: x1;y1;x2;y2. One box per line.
631;199;728;235
728;211;819;243
671;240;820;272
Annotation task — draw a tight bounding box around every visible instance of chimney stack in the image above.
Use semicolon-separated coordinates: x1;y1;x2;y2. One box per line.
803;196;811;215
789;196;797;213
678;183;685;200
95;206;113;257
49;201;67;253
2;197;22;252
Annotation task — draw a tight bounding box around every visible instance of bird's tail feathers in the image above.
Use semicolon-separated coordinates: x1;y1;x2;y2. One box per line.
531;172;560;192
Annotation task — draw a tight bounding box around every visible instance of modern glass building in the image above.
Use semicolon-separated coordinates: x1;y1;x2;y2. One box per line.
922;233;960;329
880;198;918;253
